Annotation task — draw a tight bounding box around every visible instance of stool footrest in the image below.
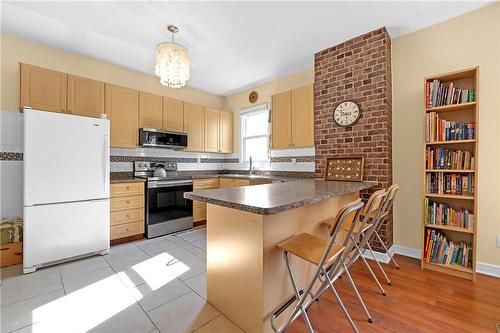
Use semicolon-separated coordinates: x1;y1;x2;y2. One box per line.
272;289;304;318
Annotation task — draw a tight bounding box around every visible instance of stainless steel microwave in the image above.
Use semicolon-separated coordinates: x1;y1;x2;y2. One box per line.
139;128;188;149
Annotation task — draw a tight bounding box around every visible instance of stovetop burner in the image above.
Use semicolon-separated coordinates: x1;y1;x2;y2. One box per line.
133;161;192;182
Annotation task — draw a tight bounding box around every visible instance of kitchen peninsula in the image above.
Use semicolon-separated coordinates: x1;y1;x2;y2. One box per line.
184;179;375;333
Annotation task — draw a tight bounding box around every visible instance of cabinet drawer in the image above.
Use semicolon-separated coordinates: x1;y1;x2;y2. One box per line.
193;200;206;209
219;178;250;188
110;208;144;226
193;178;219;190
193;204;207;222
111;195;144;211
110;221;144;240
111;182;144;197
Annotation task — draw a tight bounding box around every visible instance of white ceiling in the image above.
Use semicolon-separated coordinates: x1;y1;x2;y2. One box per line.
1;1;491;96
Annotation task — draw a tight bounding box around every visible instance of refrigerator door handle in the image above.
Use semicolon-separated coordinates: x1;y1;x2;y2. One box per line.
104;135;109;193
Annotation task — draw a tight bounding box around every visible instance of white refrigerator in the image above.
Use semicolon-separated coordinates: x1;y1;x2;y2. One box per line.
23;109;110;274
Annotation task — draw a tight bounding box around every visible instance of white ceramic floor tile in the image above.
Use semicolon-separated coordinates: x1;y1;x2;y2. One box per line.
0;270;63;306
162;235;194;248
137;238;178;256
0;289;65;333
62;267;116;294
107;243;143;258
105;250;150;272
184;273;207;300
193;315;244;333
147;292;219;333
60;255;110;279
164;247;207;281
88;303;156;333
188;247;207;260
129;278;191;312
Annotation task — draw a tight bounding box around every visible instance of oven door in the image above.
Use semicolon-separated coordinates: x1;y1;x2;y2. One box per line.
146;180;193;238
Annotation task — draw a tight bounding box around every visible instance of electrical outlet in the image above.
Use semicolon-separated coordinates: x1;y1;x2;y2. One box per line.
291;158;297;164
497;235;500;248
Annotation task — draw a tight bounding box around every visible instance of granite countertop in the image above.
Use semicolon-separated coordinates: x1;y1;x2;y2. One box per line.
110;172;146;184
184;179;376;215
191;173;292;182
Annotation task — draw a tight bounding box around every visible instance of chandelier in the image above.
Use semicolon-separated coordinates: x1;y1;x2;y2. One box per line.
155;25;190;88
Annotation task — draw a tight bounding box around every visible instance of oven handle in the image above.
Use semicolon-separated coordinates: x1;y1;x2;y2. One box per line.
148;179;193;189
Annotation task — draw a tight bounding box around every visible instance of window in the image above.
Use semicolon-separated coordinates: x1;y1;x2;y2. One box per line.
240;105;270;162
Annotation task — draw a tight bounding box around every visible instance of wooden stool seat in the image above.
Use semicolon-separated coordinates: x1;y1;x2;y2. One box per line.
278;233;345;266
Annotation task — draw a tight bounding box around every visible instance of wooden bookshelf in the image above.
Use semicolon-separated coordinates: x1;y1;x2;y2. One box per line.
422;67;479;281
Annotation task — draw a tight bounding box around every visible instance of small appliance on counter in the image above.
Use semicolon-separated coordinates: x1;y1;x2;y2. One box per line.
134;161;193;238
23;108;110;274
139;128;188;149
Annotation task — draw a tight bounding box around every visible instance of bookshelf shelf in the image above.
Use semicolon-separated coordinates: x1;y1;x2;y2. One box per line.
422;67;478;282
426;101;476;113
425;193;474;200
425;169;475;173
424;224;474;234
426;140;475;146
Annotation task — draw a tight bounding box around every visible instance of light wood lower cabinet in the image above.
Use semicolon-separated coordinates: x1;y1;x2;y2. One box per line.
110;182;145;241
219;178;250;188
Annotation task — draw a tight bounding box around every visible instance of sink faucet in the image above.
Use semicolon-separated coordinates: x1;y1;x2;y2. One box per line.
249;156;253;175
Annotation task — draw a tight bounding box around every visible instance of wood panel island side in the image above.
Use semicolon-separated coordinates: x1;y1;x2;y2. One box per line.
184;179;375;333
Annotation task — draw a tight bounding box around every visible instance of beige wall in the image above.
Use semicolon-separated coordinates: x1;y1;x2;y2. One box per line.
392;3;500;265
224;68;314;152
0;33;225;112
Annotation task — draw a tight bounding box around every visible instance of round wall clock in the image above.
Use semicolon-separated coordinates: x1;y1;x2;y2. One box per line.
333;100;361;127
249;91;258;103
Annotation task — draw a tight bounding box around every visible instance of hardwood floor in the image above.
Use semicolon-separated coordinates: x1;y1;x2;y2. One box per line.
287;255;500;333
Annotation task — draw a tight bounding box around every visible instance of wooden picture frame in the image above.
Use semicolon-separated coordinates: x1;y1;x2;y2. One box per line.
324;157;364;182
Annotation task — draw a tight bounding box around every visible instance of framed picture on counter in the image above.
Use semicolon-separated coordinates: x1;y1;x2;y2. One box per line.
324;157;364;182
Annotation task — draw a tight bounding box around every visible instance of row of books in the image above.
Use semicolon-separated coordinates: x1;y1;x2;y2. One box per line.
425;147;474;170
426;79;475;108
424;198;474;230
425;112;475;142
425;173;474;196
424;230;472;268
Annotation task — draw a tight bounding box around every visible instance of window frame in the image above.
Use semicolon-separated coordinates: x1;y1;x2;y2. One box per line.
239;104;270;163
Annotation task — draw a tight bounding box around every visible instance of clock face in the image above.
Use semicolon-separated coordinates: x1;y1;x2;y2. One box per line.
333;101;361;127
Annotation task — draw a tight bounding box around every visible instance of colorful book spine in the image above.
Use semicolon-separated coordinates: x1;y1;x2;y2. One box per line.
423;230;472;268
426;79;475;108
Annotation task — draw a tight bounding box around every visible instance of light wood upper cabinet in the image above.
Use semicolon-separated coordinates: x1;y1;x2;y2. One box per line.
219;110;233;153
139;92;162;129
67;75;105;118
291;85;314;147
106;84;139;148
205;108;220;153
184;102;205;152
271;85;314;149
20;63;67;113
272;90;292;149
163;98;184;132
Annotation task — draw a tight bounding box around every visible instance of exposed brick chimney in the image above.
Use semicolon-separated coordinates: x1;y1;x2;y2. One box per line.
314;27;393;250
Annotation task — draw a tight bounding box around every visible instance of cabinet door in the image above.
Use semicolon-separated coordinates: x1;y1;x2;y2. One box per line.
67;75;104;118
20;63;67;113
219;110;233;153
163;97;184;132
139;92;162;129
205;108;220;153
184;102;205;152
106;84;139;148
291;85;314;147
272;90;292;149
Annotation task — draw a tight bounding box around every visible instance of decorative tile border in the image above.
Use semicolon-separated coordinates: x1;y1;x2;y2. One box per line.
110;155;198;163
0;152;23;161
200;158;240;164
270;156;315;163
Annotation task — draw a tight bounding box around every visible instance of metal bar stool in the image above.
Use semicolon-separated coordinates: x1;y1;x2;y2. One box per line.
338;189;388;296
270;199;365;333
362;184;401;272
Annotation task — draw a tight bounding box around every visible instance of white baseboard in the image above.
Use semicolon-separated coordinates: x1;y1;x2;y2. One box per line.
365;244;500;278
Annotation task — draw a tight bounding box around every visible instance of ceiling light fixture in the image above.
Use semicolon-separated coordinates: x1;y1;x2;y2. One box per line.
155;25;190;88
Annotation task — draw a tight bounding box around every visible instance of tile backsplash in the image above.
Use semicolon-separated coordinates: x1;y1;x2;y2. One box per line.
0;111;315;218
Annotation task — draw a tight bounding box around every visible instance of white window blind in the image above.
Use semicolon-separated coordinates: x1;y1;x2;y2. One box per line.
240;105;270;162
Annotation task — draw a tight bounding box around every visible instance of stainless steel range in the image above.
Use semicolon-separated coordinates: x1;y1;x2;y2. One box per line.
134;161;193;238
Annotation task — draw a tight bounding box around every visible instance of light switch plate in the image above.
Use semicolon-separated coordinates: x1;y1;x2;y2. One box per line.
496;235;500;248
